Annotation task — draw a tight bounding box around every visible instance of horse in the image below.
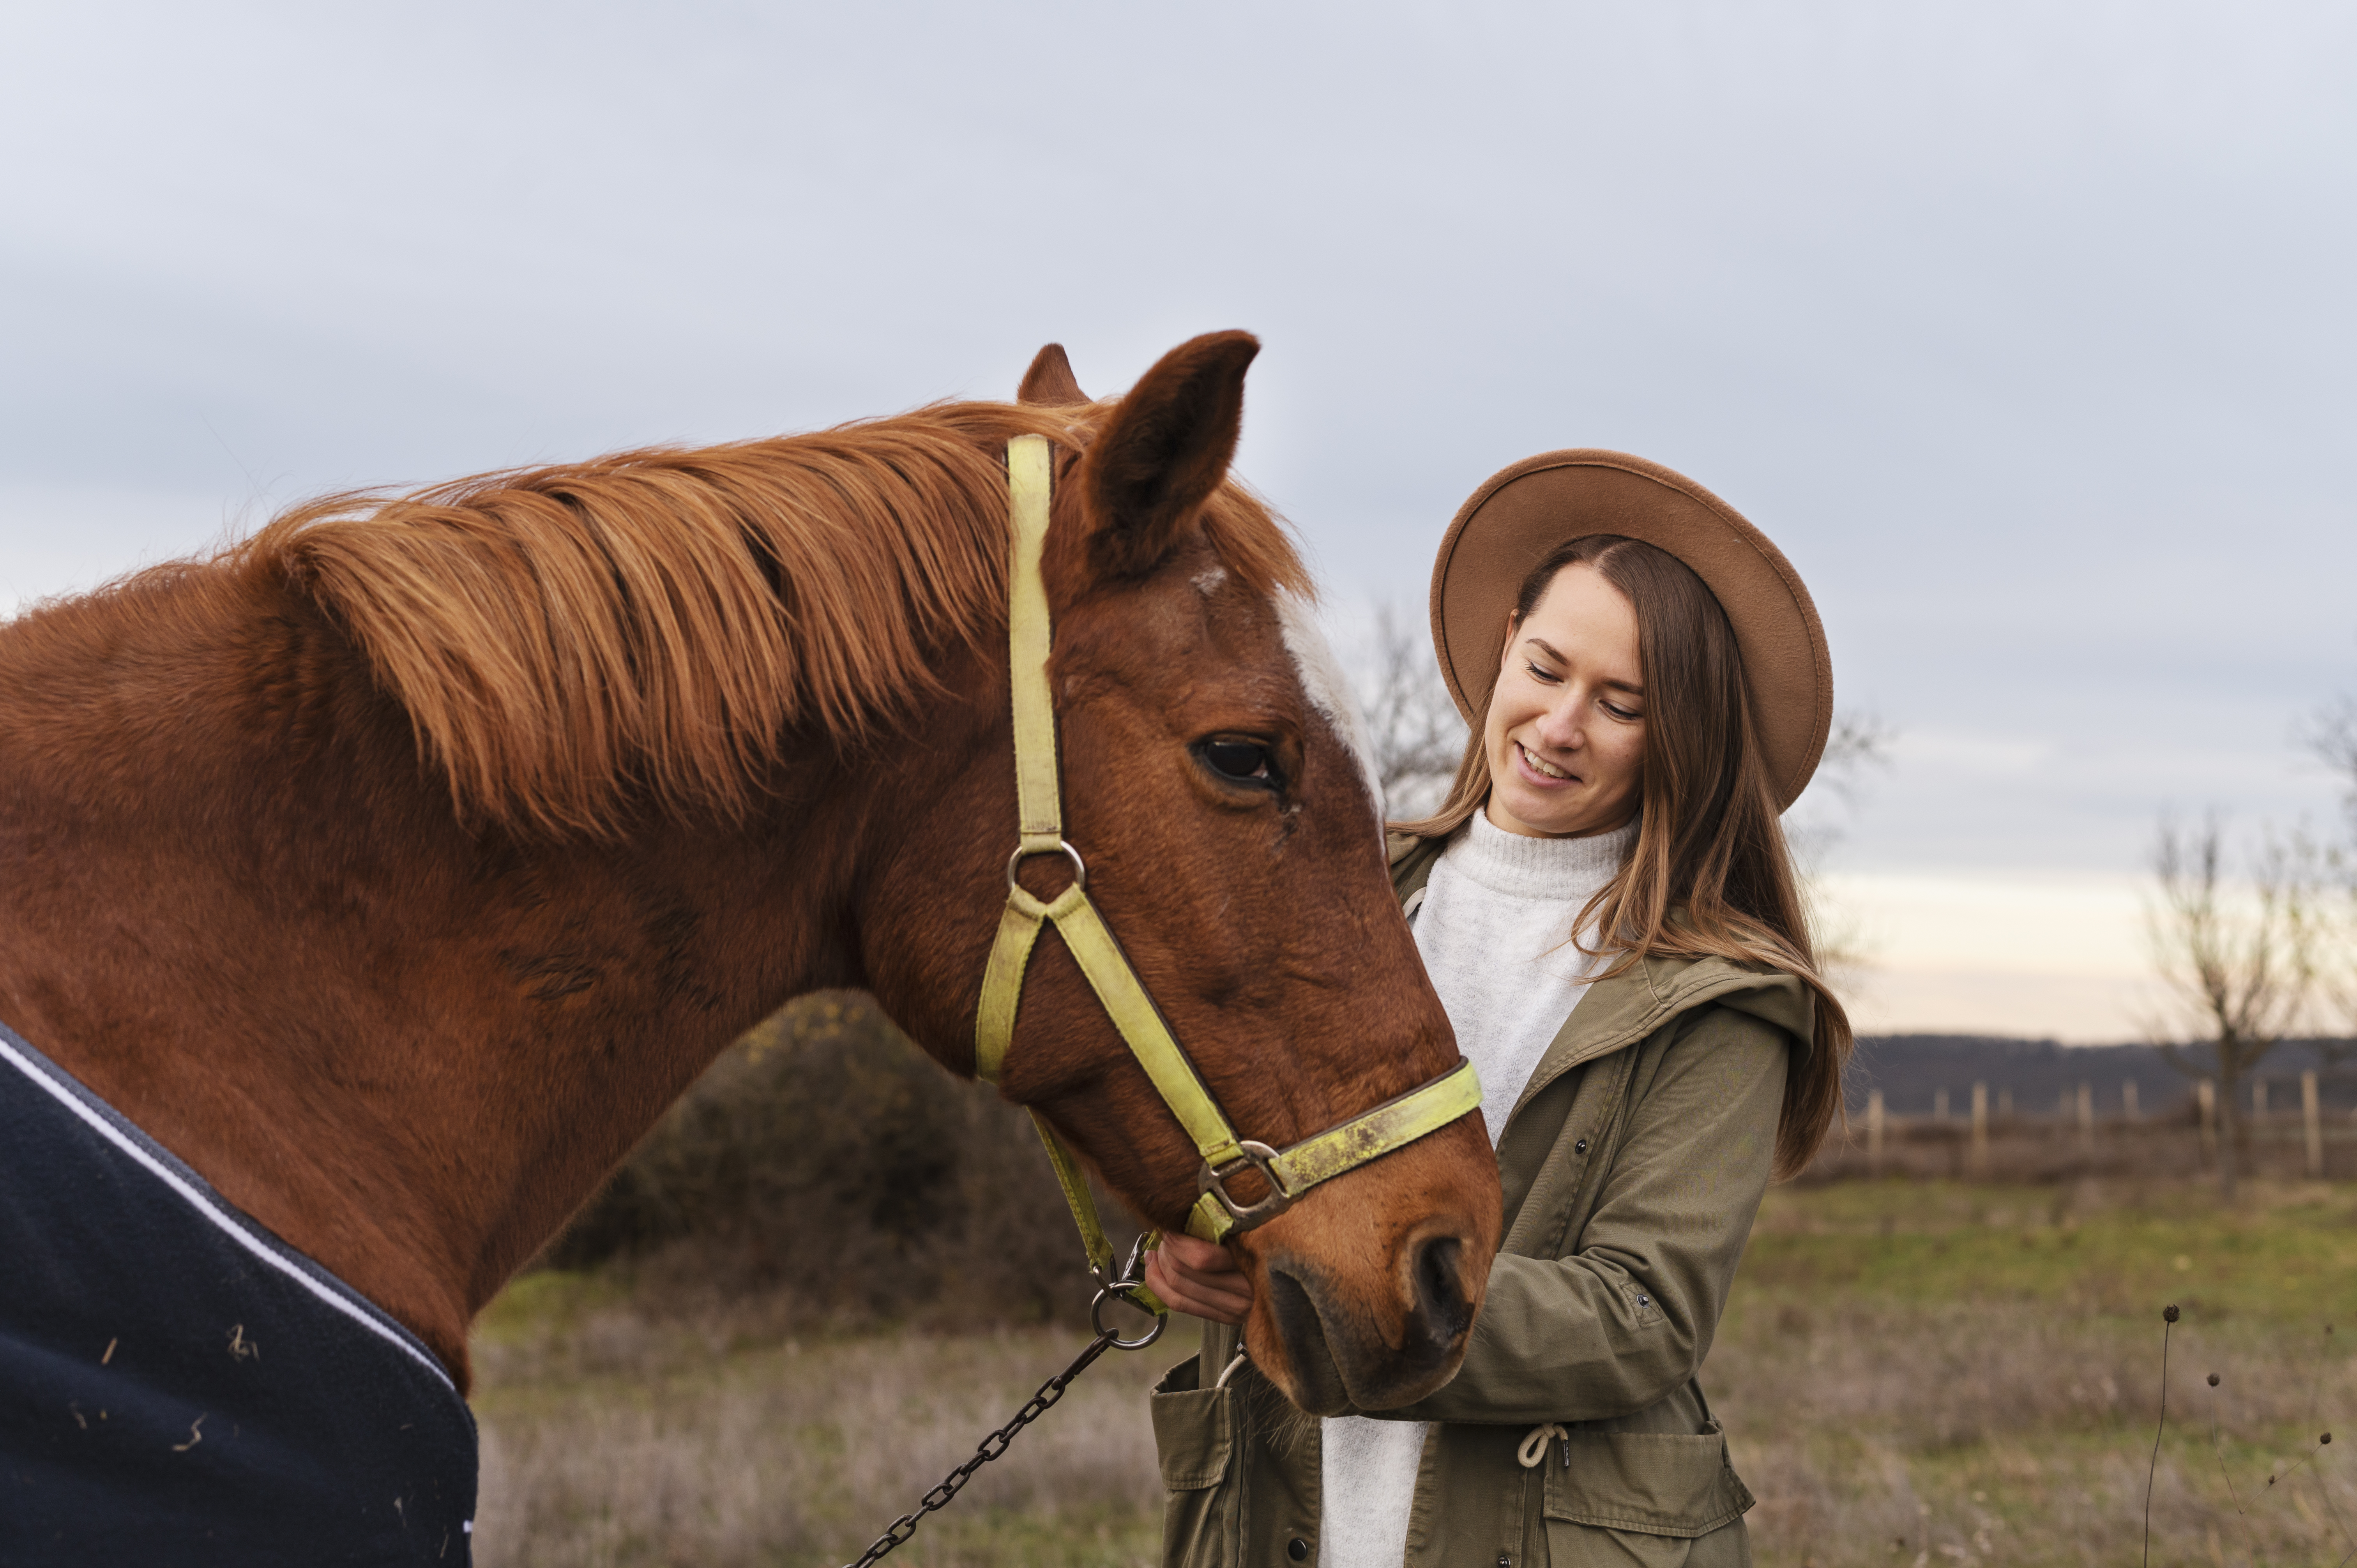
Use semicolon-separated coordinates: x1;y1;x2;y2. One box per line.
0;331;1501;1558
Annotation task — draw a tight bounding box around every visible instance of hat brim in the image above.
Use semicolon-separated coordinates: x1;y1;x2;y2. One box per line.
1428;450;1832;813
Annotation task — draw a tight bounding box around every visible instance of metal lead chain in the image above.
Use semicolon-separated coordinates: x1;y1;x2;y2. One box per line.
840;1245;1165;1568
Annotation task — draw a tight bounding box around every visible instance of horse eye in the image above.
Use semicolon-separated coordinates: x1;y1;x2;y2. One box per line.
1199;740;1274;784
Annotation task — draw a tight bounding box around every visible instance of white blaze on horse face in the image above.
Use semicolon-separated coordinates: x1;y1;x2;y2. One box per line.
1274;592;1385;828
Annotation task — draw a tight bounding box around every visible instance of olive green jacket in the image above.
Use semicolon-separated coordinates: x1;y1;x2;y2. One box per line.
1150;833;1808;1568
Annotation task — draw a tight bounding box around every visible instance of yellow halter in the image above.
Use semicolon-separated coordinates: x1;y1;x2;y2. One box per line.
974;435;1482;1298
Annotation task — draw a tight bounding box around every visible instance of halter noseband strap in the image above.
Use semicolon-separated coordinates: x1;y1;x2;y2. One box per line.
973;434;1482;1278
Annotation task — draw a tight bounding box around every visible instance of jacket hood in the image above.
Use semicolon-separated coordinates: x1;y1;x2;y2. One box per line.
1506;951;1812;1129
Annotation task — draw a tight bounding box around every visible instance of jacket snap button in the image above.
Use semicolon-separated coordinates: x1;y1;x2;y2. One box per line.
1288;1538;1310;1561
1574;1138;1588;1154
1498;1555;1514;1567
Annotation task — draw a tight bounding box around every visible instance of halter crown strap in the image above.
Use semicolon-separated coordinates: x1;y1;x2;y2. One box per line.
972;434;1061;1084
972;433;1481;1256
1006;434;1062;848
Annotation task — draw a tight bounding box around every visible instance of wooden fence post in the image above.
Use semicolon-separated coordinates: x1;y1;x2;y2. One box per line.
2197;1080;2217;1169
1971;1082;1989;1176
1867;1089;1885;1176
2304;1070;2323;1180
2077;1082;2094;1156
2124;1079;2140;1120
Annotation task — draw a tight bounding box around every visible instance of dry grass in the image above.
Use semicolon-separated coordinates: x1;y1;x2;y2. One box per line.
1719;1296;2357;1564
470;1274;1168;1567
471;1178;2357;1567
1723;1178;2357;1566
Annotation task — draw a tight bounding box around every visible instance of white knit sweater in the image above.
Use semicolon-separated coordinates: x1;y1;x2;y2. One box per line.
1318;809;1637;1568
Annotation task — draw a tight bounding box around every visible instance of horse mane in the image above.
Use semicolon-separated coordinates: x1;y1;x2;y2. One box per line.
227;400;1308;837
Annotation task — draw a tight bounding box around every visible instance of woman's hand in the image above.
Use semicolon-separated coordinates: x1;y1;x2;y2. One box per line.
1143;1231;1254;1326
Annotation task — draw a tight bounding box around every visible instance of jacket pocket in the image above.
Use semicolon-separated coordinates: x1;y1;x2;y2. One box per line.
1540;1423;1754;1539
1150;1355;1236;1490
1151;1356;1239;1568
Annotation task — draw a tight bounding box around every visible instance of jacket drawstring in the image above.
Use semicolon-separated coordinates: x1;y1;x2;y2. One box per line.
1515;1423;1568;1469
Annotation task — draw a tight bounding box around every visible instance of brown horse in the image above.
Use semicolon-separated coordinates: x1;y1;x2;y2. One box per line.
0;331;1498;1424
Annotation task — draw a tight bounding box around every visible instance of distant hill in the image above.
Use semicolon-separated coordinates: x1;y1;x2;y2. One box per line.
1847;1034;2357;1118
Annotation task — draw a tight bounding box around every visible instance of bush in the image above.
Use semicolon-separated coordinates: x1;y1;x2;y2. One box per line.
545;992;1143;1326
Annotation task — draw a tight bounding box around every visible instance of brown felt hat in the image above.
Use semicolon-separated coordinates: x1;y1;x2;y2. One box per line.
1429;450;1833;812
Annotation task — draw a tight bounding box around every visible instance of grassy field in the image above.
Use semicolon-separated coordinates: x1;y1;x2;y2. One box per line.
470;1177;2357;1566
1719;1178;2357;1565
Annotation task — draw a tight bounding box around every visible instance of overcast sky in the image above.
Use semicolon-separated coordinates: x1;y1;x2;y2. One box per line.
5;2;2352;1038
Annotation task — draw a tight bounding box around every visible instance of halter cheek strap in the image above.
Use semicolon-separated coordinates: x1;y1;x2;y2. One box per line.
974;434;1481;1288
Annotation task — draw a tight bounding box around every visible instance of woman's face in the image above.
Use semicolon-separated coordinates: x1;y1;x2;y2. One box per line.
1482;563;1646;839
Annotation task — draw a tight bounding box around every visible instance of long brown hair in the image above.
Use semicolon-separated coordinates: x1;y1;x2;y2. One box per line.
1398;535;1852;1177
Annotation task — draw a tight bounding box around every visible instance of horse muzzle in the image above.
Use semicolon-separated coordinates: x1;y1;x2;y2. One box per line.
1237;1128;1499;1415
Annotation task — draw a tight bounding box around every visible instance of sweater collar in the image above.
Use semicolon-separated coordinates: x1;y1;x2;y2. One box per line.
1448;809;1637;901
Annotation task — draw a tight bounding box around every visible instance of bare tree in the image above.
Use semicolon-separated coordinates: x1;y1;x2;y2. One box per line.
2303;697;2357;1058
2146;814;2319;1200
2300;839;2357;1066
1351;605;1468;822
1783;711;1894;980
1817;712;1898;806
2309;694;2357;822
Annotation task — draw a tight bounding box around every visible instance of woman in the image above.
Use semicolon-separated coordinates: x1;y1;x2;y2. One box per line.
1143;450;1853;1568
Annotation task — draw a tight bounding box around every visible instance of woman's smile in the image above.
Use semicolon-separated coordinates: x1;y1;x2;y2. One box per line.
1512;740;1576;784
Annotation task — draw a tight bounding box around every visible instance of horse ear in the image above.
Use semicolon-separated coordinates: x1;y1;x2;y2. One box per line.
1018;343;1088;405
1076;330;1259;580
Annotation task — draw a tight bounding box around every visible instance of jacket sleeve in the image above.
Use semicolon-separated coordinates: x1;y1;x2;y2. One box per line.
1378;1003;1790;1426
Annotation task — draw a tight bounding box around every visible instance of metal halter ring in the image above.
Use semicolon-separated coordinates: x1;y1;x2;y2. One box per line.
1090;1285;1167;1350
1198;1140;1297;1232
1006;839;1087;897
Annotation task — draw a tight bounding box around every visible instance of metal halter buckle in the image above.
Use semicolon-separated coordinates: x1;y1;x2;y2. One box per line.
1005;839;1087;896
1198;1139;1296;1232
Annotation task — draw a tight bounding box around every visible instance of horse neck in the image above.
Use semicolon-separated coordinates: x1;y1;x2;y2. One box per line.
0;567;925;1386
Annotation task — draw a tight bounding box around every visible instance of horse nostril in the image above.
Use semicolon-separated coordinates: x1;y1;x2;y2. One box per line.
1412;1234;1472;1347
1267;1265;1351;1415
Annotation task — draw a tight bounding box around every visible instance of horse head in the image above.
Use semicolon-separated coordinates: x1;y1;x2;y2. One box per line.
859;334;1501;1413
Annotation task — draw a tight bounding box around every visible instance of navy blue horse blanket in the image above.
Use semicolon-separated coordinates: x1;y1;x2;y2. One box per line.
0;1020;477;1564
